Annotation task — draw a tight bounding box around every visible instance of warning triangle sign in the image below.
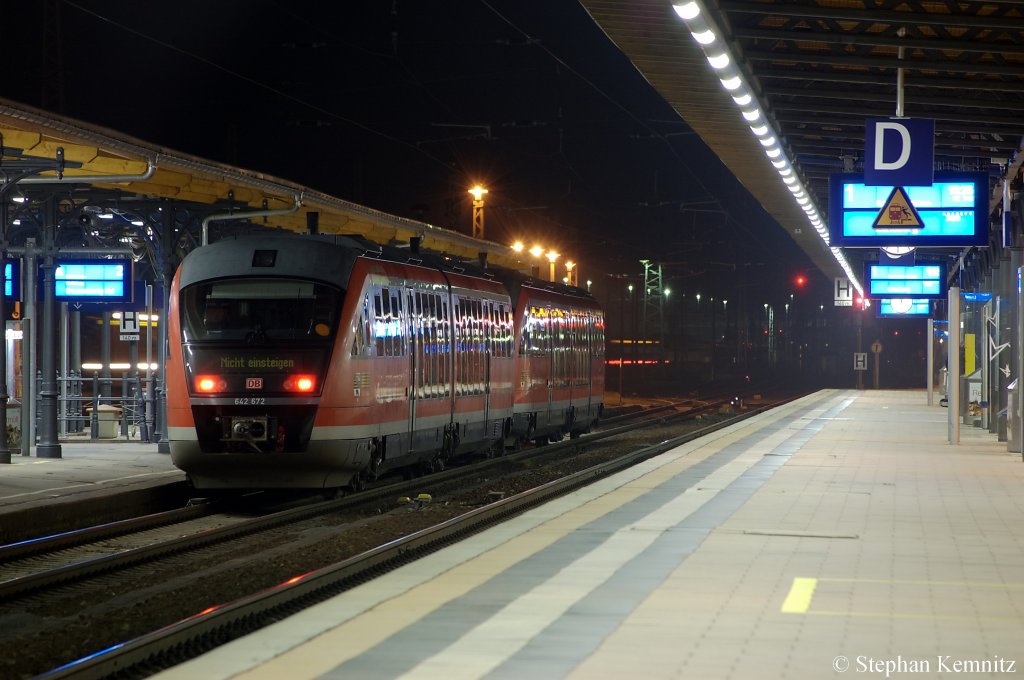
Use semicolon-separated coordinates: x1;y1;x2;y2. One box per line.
872;186;924;230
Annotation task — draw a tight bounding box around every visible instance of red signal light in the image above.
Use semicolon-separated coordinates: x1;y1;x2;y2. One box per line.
795;274;806;287
283;374;317;392
195;375;227;393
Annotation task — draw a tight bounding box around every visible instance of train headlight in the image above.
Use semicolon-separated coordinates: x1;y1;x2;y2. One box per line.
283;374;317;392
195;375;228;393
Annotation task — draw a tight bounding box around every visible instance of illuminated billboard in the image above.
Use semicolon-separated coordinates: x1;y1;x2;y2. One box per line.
829;171;988;247
52;260;133;302
864;262;946;299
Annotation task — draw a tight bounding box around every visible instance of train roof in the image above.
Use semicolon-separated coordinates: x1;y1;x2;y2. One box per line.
180;232;600;309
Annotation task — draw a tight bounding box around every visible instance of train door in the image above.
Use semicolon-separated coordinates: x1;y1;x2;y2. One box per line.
585;313;593;417
407;289;419;448
546;307;554;430
568;309;578;423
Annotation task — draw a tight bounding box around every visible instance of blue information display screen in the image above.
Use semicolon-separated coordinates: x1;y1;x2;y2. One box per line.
876;298;931;317
53;260;132;302
865;262;946;299
4;261;19;300
829;171;988;247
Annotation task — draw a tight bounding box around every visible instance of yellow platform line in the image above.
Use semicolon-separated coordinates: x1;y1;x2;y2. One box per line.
818;576;1024;590
781;576;1024;621
781;577;818;613
809;610;1024;623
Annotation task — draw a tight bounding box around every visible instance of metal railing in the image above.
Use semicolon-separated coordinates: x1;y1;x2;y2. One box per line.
35;372;161;442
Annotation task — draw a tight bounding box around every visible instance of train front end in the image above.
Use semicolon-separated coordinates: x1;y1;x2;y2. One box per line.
166;236;359;489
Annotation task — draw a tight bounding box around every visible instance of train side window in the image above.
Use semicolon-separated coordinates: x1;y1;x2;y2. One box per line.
436;294;444;397
474;299;484;392
426;294;434;396
519;309;530;357
391;290;404;357
483;301;493;357
454;298;464;396
373;290;385;357
381;289;390;357
351;292;369;357
442;296;452;396
497;301;509;356
430;294;440;397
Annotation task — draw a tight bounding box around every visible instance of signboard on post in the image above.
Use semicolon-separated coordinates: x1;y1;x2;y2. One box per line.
864;118;934;186
854;353;867;371
834;277;853;307
864;262;946;299
828;171;987;248
51;259;133;303
119;310;140;341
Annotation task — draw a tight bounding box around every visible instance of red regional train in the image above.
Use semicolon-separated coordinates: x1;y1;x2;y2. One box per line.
166;234;605;490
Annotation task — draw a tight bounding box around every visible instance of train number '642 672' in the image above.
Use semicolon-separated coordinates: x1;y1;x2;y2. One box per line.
233;397;266;405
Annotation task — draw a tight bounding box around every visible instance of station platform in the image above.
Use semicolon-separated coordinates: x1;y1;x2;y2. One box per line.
155;389;1024;679
0;436;184;544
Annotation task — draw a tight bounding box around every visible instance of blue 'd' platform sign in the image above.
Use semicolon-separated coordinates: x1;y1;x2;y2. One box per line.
829;171;987;248
865;118;934;186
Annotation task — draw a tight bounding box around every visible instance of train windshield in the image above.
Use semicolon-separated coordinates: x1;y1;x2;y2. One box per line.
181;278;341;343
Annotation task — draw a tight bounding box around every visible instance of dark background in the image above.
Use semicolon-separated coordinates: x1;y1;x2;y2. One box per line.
4;0;925;388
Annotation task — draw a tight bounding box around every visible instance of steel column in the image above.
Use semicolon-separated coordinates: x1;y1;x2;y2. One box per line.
36;199;61;458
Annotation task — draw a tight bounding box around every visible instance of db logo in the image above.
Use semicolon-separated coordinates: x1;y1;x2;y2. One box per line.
245;378;263;389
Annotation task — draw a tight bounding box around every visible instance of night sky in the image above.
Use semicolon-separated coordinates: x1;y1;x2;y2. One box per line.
1;2;847;327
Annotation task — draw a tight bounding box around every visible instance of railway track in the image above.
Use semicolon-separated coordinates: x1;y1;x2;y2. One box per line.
0;397;720;602
4;394;789;678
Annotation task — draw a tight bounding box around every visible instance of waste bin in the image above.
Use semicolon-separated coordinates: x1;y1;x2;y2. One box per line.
87;404;122;439
961;374;982;426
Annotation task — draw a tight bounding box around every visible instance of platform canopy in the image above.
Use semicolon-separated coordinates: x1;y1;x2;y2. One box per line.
580;0;1024;280
0;98;525;270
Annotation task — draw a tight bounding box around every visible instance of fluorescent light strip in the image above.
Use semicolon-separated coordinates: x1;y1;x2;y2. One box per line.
671;0;862;294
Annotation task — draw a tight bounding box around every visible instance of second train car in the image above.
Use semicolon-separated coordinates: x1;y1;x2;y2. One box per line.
166;234;605;490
